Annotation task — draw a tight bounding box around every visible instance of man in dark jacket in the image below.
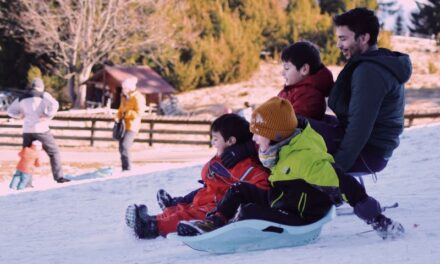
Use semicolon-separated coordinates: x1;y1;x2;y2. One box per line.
220;8;411;175
307;7;412;173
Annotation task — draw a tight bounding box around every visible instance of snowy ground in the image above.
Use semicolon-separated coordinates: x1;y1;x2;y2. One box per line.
1;124;439;264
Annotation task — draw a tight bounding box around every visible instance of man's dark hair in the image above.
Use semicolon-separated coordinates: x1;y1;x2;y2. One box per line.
333;7;380;46
211;113;251;144
281;41;322;75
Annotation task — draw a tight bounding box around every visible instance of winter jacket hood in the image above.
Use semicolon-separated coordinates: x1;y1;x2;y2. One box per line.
278;65;334;120
353;48;412;84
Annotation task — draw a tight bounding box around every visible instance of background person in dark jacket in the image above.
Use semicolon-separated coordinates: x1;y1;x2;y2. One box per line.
307;8;412;173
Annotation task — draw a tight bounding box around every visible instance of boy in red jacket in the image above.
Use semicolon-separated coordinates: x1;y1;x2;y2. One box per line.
124;114;270;239
278;41;334;120
9;140;42;190
219;41;335;169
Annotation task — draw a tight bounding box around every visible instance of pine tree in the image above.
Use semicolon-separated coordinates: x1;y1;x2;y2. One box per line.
319;0;345;15
410;0;440;37
394;10;405;36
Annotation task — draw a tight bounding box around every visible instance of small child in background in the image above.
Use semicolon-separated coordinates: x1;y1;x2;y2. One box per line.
9;140;42;190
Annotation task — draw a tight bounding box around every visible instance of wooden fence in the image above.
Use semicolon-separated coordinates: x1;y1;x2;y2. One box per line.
1;110;440;147
0;112;213;147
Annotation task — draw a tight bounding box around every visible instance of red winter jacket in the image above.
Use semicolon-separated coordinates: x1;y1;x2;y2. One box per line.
156;156;269;236
16;147;41;174
278;65;334;120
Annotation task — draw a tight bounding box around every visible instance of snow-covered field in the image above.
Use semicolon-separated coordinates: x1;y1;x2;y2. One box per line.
1;124;439;264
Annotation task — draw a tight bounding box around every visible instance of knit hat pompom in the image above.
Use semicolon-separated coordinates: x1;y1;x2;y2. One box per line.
250;97;298;141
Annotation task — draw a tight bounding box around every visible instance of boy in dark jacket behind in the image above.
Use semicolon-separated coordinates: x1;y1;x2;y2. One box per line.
278;41;334;121
220;41;334;169
178;97;404;240
124;114;269;239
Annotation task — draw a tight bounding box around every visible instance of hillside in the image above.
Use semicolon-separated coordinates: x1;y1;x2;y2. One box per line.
176;36;440;116
0;123;439;263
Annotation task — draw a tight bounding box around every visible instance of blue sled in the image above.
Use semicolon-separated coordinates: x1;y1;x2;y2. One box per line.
168;206;336;254
64;167;113;181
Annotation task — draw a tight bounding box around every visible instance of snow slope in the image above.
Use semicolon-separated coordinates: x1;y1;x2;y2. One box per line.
1;124;439;264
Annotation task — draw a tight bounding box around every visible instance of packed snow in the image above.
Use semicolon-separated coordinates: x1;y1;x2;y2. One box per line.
1;124;439;264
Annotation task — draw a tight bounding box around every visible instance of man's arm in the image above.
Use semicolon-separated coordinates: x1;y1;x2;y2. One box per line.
333;63;387;171
125;93;146;120
7;98;23;119
42;92;59;118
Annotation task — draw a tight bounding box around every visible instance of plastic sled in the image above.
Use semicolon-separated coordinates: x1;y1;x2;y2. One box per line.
168;206;336;254
64;167;113;181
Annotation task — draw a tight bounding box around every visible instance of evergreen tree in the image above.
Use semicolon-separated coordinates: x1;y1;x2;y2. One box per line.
343;0;377;11
0;0;30;89
410;0;440;36
319;0;345;15
394;10;405;36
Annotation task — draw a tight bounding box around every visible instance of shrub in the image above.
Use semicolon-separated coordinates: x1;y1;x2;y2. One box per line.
428;61;438;74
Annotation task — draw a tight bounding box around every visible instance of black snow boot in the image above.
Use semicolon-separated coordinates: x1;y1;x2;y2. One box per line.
370;214;405;240
133;204;159;239
177;214;226;236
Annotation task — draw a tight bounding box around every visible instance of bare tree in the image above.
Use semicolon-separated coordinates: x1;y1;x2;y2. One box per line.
6;0;175;108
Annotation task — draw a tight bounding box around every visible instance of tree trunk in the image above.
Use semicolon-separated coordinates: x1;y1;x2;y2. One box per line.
74;65;93;109
67;76;76;105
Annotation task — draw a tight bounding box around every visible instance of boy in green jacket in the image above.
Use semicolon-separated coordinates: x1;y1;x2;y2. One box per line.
177;97;404;240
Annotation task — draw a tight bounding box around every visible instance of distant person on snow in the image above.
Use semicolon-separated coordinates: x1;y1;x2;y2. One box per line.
115;77;146;171
124;113;270;239
9;140;42;190
7;78;69;183
177;97;404;240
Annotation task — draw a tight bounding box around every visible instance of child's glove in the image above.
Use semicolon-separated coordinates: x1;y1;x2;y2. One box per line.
221;140;258;168
156;189;174;210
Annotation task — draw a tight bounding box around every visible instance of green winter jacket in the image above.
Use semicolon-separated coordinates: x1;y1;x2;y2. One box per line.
268;123;337;223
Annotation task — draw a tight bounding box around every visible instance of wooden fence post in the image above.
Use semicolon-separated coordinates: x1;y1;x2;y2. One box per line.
408;117;414;127
90;120;96;146
209;129;212;147
149;121;154;146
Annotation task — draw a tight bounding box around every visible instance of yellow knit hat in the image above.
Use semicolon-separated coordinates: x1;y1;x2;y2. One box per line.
250;97;298;141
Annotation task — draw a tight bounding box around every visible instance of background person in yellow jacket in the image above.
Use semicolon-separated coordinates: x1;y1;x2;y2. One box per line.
115;77;146;171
